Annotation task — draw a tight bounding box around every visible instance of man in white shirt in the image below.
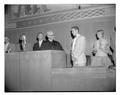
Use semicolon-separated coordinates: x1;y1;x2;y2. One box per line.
70;26;86;67
33;32;46;51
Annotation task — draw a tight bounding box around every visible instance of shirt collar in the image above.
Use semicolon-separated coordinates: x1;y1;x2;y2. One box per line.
38;40;43;42
48;39;54;42
74;34;80;39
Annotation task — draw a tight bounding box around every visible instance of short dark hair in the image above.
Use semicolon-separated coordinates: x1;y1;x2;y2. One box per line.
71;26;79;32
96;29;104;39
97;29;104;35
36;32;43;41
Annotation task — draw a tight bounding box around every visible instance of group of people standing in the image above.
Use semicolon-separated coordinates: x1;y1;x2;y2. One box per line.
5;31;63;53
5;26;115;68
70;26;115;68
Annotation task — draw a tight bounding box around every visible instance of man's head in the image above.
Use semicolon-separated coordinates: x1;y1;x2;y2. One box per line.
71;26;79;37
96;29;104;39
19;34;27;42
36;32;43;41
46;31;55;42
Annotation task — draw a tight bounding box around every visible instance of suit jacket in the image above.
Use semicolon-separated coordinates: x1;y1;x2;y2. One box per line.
43;40;63;50
33;40;47;51
72;34;86;66
16;43;32;52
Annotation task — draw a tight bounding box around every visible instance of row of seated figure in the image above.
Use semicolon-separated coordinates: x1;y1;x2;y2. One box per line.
5;26;116;69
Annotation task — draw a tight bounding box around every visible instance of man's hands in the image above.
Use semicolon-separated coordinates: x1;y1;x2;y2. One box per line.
72;56;77;62
70;50;77;62
71;53;77;62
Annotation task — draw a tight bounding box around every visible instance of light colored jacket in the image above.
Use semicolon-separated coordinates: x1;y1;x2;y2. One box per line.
72;34;86;66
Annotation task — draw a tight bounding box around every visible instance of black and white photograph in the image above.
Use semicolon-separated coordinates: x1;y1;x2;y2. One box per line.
3;2;117;93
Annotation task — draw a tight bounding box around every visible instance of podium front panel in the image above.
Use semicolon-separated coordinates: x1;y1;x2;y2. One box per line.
5;53;20;91
19;51;52;91
51;50;66;68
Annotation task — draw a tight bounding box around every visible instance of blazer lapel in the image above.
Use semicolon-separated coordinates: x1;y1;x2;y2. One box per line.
73;36;79;51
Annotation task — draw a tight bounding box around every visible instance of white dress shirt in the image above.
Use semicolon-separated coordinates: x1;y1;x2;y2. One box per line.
72;34;80;50
71;34;86;66
38;40;43;47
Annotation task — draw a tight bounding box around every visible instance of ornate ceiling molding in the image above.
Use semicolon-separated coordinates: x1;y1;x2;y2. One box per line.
6;5;115;29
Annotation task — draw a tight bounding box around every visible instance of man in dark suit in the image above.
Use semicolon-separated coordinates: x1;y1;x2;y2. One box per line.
44;31;63;50
33;32;46;51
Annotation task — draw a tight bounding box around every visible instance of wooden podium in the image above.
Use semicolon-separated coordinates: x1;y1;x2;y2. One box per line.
5;50;66;91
